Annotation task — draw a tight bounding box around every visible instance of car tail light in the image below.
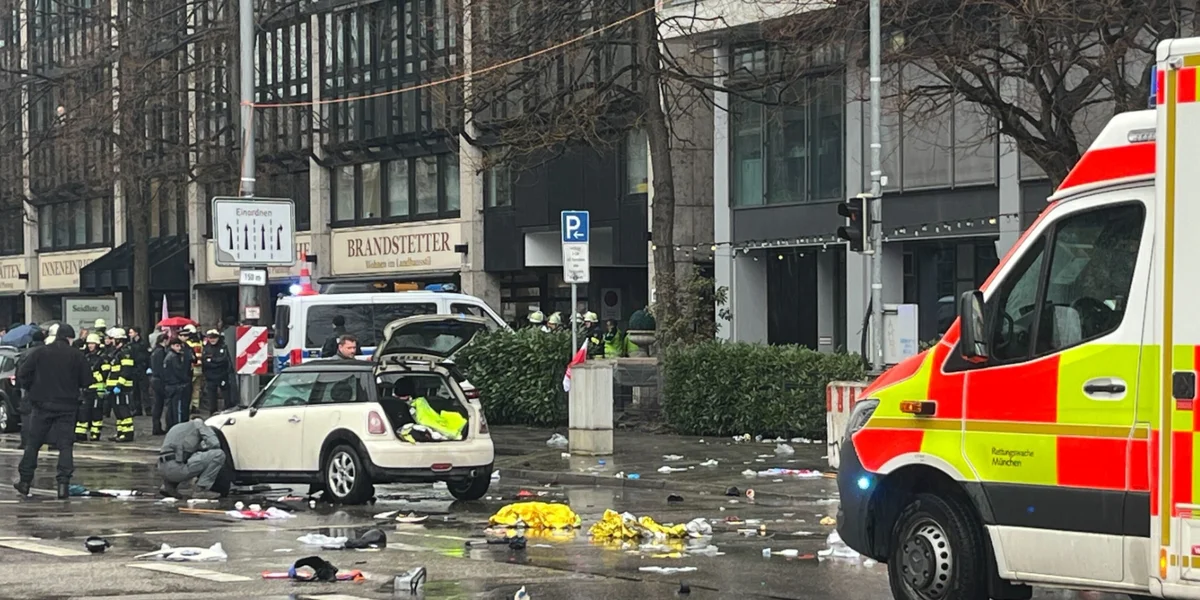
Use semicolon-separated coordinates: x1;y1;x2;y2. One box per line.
367;411;386;435
289;348;303;367
431;463;452;472
464;388;481;401
478;411;489;434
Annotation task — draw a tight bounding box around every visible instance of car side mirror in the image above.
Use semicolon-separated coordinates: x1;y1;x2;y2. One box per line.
958;290;989;363
248;407;258;417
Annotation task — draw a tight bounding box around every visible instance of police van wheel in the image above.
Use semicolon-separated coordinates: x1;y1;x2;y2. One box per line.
888;492;988;600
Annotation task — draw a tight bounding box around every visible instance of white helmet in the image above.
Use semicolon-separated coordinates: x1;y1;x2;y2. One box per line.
93;318;107;329
107;327;127;340
182;324;198;335
86;333;102;345
583;311;599;324
548;312;563;326
528;311;545;325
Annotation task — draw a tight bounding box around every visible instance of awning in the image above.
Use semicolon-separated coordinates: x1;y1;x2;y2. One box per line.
80;236;189;294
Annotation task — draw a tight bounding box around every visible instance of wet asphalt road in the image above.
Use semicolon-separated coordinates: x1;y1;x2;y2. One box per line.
0;437;1127;600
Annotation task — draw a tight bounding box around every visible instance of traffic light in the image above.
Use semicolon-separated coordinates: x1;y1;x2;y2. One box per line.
837;197;865;252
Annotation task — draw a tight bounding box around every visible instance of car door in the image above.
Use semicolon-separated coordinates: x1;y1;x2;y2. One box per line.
298;371;371;471
223;371;316;472
958;196;1149;582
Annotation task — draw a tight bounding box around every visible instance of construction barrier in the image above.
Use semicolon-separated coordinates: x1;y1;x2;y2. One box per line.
825;381;868;470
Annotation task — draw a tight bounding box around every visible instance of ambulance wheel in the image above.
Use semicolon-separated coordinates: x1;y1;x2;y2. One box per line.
888;492;988;600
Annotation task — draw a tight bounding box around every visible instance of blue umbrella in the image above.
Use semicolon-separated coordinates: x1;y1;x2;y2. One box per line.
1;324;38;347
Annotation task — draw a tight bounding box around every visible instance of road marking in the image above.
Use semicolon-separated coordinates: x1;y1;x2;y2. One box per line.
392;530;469;542
0;539;90;556
295;596;374;600
127;563;252;582
144;529;211;535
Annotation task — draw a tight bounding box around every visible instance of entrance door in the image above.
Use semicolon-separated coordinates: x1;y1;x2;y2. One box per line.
959;196;1149;582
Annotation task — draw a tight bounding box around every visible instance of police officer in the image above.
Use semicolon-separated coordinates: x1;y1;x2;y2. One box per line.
75;334;108;442
161;337;192;428
157;418;227;500
200;329;230;415
14;324;93;500
104;328;136;442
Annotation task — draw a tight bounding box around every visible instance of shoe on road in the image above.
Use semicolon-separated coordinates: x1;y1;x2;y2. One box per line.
13;481;30;497
57;483;69;500
159;482;181;499
191;489;220;500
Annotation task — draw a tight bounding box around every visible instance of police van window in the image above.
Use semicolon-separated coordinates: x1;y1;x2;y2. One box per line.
451;303;483;317
373;302;438;344
986;237;1046;362
1032;203;1144;355
306;305;375;348
274;305;290;348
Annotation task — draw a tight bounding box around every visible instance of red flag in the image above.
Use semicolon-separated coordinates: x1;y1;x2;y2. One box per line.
563;340;588;392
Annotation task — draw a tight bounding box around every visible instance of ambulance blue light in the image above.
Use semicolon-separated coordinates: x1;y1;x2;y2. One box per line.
1150;65;1158;108
857;476;871;491
288;284;302;295
425;283;458;292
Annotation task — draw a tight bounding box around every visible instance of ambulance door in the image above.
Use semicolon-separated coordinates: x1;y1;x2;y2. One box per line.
959;194;1149;583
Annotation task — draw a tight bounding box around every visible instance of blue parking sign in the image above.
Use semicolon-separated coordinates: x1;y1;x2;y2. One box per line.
561;211;589;243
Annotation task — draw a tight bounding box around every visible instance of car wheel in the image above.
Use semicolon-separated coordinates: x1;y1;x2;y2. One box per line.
447;468;492;501
887;492;988;600
0;397;16;434
322;444;373;504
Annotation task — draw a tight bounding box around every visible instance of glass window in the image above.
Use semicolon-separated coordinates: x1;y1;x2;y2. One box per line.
73;200;86;244
486;164;511;207
39;204;52;249
305;304;375;348
386;159;410;217
451;303;484;317
274;305;290;348
986;237;1045;363
731;94;763;207
53;203;69;248
900;66;951;189
1033;203;1144;354
953;97;995;185
257;371;319;408
361;162;381;219
333;165;355;222
415;156;437;214
373;302;438;344
766;84;807;205
813;75;843;200
443;156;460;212
626;129;648;194
307;372;365;405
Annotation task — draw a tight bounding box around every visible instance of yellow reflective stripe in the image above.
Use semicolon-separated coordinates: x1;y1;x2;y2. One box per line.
120;359;134;366
1163;66;1179;545
867;417;1147;440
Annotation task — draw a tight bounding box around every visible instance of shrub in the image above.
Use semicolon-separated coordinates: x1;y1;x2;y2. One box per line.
662;342;866;439
455;328;572;427
628;308;656;330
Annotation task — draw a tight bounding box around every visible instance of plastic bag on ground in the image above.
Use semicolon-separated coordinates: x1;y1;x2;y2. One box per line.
774;443;795;456
657;466;686;474
297;533;348;548
589;509;687;540
684;518;712;537
818;530;860;559
546;433;569;448
135;543;227;562
226;506;295;520
489;502;581;529
699;459;718;467
639;566;697;574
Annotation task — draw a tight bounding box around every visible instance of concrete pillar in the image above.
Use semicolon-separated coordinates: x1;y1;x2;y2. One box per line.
712;44;734;340
816;250;837;352
457;2;500;308
19;2;37;323
844;61;868;350
568;361;614;456
730;251;767;343
308;13;332;282
997;138;1022;256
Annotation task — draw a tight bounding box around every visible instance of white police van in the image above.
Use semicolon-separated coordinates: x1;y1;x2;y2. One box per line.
273;287;506;371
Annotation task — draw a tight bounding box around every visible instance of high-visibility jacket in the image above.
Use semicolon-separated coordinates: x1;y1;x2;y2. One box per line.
85;348;107;398
185;339;203;376
105;344;135;389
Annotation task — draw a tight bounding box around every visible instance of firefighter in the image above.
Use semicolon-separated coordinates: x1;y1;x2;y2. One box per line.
104;328;136;442
528;311;548;332
75;334;107;442
582;312;603;357
547;312;564;332
179;324;203;418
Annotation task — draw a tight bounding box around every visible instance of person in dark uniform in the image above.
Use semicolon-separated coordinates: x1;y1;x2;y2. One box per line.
127;326;151;417
149;334;169;435
200;329;230;415
14;329;46;450
14;324;93;500
75;334;108;442
161;337;192;429
158;418;227;500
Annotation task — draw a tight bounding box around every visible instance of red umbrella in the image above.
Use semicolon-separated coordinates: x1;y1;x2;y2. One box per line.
157;316;196;328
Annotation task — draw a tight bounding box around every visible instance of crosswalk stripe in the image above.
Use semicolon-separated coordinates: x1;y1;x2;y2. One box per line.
127;563;252;582
145;529;211;535
294;595;374;600
0;539;90;556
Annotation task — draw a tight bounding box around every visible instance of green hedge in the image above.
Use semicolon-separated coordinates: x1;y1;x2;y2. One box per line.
662;342;866;439
455;328;572;427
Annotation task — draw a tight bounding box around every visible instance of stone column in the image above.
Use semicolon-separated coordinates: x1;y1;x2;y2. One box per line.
568;361;614;456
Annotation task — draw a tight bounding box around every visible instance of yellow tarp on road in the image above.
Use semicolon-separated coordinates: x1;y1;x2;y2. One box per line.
588;509;687;540
488;502;582;530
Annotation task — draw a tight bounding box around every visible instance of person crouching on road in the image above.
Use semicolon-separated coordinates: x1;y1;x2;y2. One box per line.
158;418;227;500
200;329;230;415
161;337;193;428
14;324;94;500
75;334;108;442
104;328;137;442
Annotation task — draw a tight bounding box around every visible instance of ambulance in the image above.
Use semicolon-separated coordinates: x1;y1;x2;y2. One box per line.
837;38;1200;599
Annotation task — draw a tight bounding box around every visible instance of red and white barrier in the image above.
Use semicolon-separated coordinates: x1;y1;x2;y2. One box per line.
826;381;868;470
236;326;270;375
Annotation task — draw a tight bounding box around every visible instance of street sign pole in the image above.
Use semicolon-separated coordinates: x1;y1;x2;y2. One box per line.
561;211;591;352
237;0;258;406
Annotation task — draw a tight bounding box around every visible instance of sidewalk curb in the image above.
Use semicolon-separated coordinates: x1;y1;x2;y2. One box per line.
500;467;836;503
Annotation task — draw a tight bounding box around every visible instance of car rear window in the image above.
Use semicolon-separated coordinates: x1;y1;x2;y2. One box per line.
305;302;438;349
380;320;490;357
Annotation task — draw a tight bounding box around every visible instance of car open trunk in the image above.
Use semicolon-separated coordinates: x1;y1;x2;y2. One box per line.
375;370;472;443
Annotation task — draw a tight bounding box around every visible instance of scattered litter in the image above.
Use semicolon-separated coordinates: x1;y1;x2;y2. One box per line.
679;582;691;594
157;497;178;505
724;486;740;497
517;490;537;499
273;548;294;553
94;489;139;498
657;466;686;474
746;489;756;501
492;471;502;481
489;502;582;530
274;495;306;502
820;516;837;526
774;443;795;456
666;494;684;503
135;543;227;562
818;531;860;559
396;512;428;524
685;544;721;556
684;518;712;537
84;536;110;554
699;459;718;467
546;433;569;448
772;479;783;483
864;558;878;567
740;469;756;477
513;586;530;600
226;507;295;520
394;566;427;595
345;528;387;549
186;498;216;505
754;468;822;479
532;543;553;548
508;536;527;550
590;509;688;540
297;533;348;548
793;531;817;537
374;510;400;520
433;482;449;490
561;452;571;458
234;501;245;510
732;434;751;443
262;555;362;582
662;454;684;461
698;439;705;444
762;548;771;558
627;473;641;480
639;566;698;574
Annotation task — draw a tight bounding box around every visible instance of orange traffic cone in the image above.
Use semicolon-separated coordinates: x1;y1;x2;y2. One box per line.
297;266;318;296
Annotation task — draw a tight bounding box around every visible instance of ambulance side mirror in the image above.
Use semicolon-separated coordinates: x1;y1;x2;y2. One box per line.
958;290;990;364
